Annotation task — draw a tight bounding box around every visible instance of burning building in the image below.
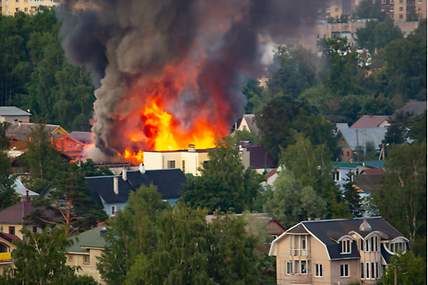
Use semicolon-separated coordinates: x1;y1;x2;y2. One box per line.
57;0;326;164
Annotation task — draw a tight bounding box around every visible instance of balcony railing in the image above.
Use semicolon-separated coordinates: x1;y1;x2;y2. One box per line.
0;252;12;262
290;249;310;256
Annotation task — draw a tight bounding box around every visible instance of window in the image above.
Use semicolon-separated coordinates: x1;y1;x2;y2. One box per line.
341;239;351;254
8;226;15;235
167;160;176;168
32;226;38;233
360;239;364;251
286;261;293;274
181;160;186;173
111;206;116;216
83;255;90;265
300;260;308;274
340;264;349;277
365;239;369;252
371;262;375;278
302;237;307;250
361;263;364;278
333;171;339;181
375;262;379;278
366;263;370;279
315;264;323;277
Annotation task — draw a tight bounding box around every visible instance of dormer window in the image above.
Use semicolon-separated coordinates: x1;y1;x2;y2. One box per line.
341;239;352;254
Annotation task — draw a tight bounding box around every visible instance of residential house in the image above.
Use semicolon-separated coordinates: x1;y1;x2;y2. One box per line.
0;200;41;240
332;161;365;190
239;142;276;174
69;131;93;145
67;226;106;284
236;114;260;135
0;0;59;16
0;106;31;123
337;125;387;162
351;115;390;129
12;177;39;199
85;168;185;217
144;147;212;176
269;217;408;285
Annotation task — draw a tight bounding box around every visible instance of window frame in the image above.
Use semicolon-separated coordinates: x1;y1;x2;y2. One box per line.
341;239;352;254
340;264;349;278
315;263;323;277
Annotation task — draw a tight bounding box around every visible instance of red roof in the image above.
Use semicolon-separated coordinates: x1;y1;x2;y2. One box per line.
362;168;385;175
0;232;20;242
351;115;389;128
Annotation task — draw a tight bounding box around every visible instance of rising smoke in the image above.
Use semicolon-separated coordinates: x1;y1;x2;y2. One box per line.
57;0;327;159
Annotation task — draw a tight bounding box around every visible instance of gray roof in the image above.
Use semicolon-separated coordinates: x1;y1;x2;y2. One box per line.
339;127;387;150
68;225;107;253
0;106;31;116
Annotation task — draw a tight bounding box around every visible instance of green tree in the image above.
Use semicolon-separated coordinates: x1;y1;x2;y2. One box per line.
182;143;263;213
242;79;266;114
0;122;9;150
373;144;426;248
0;151;18;210
343;174;362;217
356;18;402;52
98;186;261;285
409;112;427;143
378;252;426;285
0;227;97;285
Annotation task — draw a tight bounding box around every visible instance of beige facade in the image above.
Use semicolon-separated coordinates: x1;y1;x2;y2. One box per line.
0;223;40;240
0;0;58;16
144;149;210;176
270;219;408;285
66;248;104;284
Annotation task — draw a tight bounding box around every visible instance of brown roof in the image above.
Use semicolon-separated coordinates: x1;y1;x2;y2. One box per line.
0;200;33;224
393;100;427;119
287;223;307;234
6;122;64;141
351;115;389;128
362;168;385;175
353;174;384;194
0;232;20;243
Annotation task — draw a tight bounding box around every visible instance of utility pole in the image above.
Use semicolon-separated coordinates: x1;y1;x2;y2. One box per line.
394;266;398;285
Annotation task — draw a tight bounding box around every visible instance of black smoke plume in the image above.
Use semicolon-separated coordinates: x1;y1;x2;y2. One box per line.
57;0;326;158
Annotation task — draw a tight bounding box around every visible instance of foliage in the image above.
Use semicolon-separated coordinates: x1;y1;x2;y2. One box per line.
98;186;262;285
409;112;427;143
378;252;426;285
242;79;267;114
356;18;402;52
0;122;9;150
0;9;94;130
231;129;259;145
79;159;113;176
0;151;18;210
343;174;362;217
372;144;426;248
0;227;97;285
182;143;263;213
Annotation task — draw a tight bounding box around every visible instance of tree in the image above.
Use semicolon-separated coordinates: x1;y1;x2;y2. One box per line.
356;18;402;52
264;170;326;226
0;151;18;210
98;186;262;285
0;122;9;150
242;79;266;114
280;134;349;219
343;174;362;217
378;252;426;285
182;143;263;213
409;112;427;143
0;227;97;285
372;144;426;247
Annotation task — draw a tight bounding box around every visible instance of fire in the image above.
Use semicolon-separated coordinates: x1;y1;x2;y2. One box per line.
116;61;229;164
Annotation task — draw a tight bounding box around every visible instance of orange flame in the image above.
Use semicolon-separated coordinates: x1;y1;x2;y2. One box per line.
116;62;229;164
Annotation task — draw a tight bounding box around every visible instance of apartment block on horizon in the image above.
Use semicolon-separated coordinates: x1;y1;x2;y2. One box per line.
378;0;427;22
0;0;58;16
269;217;408;285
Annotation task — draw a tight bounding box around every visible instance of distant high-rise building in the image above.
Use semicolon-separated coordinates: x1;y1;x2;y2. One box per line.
324;0;364;19
378;0;426;22
0;0;59;16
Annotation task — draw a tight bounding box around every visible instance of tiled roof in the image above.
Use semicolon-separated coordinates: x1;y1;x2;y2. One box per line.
67;225;107;253
85;169;185;204
0;106;31;116
351;115;389;128
0;201;33;224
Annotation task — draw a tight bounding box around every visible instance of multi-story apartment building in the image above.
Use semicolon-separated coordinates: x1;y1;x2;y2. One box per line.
0;0;58;16
378;0;427;22
270;217;408;285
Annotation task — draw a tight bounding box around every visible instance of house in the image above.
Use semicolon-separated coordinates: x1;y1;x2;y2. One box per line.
144;147;213;176
332;161;365;190
0;106;31;123
239;142;276;174
392;100;427;119
236;114;260;135
85;167;185;217
351;115;390;129
269;217;409;285
337;126;387;162
12;177;39;199
0;232;17;274
66;225;106;284
0;200;41;240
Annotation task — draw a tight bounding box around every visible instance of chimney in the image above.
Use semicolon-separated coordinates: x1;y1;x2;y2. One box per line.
188;144;196;152
139;163;145;174
113;176;119;195
122;167;127;181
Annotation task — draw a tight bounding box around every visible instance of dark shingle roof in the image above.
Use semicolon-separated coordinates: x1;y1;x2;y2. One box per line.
0;201;33;224
302;217;404;260
85;169;185;204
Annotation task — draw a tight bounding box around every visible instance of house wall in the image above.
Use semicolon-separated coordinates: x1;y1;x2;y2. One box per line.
144;151;209;176
0;224;24;240
66;248;104;284
330;259;361;285
0;115;30;123
101;199;127;217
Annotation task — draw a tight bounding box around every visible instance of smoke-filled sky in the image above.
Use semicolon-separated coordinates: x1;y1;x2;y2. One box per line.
57;0;327;159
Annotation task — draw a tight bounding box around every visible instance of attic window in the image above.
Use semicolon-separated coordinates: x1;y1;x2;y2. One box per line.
341;239;351;254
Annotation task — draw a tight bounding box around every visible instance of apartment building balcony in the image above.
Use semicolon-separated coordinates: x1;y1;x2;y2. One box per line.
290;249;310;257
0;252;12;262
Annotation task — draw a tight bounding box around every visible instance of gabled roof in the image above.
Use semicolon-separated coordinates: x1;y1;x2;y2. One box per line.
0;106;31;117
393;100;427;119
238;114;260;135
13;178;39;197
6;122;65;141
69;131;93;144
338;128;387;150
67;225;106;253
0;200;33;224
85;169;185;204
351;115;389;128
270;217;405;260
